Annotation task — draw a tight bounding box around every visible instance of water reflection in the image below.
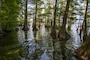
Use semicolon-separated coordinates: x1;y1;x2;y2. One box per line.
60;41;66;60
71;24;82;49
2;22;90;60
19;23;80;60
87;27;90;35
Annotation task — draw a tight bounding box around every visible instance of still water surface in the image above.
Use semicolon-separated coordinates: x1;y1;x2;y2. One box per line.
0;22;90;60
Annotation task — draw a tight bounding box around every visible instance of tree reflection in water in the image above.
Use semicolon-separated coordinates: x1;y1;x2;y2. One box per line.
20;30;44;60
60;40;66;60
51;33;66;60
19;23;78;60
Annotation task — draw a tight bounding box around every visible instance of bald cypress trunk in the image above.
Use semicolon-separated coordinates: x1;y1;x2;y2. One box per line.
22;0;29;31
33;0;38;31
83;0;88;41
62;0;70;31
53;0;57;27
51;0;57;39
58;0;70;40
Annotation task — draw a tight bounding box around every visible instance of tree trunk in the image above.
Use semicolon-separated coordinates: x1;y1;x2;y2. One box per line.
83;0;88;41
61;0;70;31
53;0;57;27
33;0;38;31
51;0;57;39
22;0;29;31
58;0;70;40
58;13;61;27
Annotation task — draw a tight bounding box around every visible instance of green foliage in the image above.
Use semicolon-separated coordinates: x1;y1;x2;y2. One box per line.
0;31;20;60
0;0;21;31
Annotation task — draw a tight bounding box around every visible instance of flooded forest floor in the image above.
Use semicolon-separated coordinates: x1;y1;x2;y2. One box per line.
0;22;90;60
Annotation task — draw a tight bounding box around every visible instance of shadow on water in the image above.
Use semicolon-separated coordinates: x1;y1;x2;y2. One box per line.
0;31;21;60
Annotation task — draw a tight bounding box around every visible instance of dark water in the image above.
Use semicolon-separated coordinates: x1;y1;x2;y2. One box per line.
0;22;90;60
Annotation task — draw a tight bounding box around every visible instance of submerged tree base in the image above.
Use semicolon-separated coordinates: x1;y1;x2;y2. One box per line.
33;25;38;31
45;24;51;28
73;34;90;60
22;26;29;31
58;29;70;40
51;28;57;39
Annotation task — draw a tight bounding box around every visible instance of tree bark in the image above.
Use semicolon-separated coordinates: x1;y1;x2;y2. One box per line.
22;0;29;31
58;0;70;40
33;0;38;31
53;0;57;27
61;0;70;31
51;0;57;39
83;0;88;41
